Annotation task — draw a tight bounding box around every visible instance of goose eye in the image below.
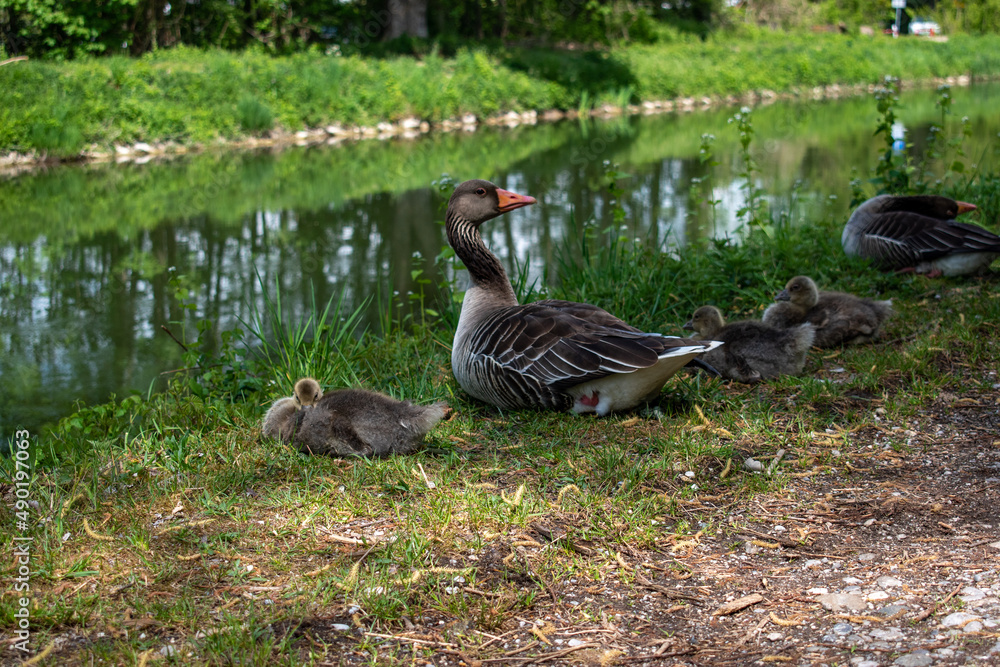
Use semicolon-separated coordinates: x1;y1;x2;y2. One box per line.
475;188;487;196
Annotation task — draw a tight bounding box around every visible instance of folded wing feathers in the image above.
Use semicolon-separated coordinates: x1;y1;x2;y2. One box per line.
860;212;1000;265
536;300;640;332
478;358;570;412
469;303;712;391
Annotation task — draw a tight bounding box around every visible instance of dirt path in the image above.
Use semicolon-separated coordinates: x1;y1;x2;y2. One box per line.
296;394;999;666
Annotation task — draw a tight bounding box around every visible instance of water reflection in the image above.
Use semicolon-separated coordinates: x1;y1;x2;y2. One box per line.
3;83;999;437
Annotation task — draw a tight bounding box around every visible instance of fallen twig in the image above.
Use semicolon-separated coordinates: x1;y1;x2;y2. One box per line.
913;583;963;622
160;324;189;352
713;593;765;616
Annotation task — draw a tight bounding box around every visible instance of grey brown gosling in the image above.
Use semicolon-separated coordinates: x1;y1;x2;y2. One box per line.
292;389;450;457
763;276;892;348
843;194;998;276
261;377;323;441
683;306;815;383
447;179;722;416
294;377;323;406
261;397;300;441
264;379;449;457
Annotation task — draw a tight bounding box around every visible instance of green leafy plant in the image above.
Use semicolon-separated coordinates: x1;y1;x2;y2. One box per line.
729;106;770;235
871;76;912;194
689;132;722;236
235;95;274;135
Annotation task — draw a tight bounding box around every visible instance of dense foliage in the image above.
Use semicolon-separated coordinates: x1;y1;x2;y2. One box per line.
0;0;663;58
4;31;1000;157
2;0;999;60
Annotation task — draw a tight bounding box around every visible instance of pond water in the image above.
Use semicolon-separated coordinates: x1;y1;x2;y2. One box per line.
3;81;999;439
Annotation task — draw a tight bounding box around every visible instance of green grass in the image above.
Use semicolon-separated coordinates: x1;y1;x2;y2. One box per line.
3;31;1000;156
3;265;998;661
242;271;370;397
2;104;1000;663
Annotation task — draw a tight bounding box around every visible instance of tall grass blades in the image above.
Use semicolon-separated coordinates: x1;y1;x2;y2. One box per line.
242;270;369;394
28;104;85;157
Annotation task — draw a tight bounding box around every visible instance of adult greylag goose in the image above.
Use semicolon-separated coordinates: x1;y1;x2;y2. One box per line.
763;276;892;348
263;378;450;457
843;195;998;276
683;306;814;383
447;179;722;416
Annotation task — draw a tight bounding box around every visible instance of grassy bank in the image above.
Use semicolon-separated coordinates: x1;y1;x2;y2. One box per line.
4;29;1000;158
3;201;998;663
2;93;1000;661
3;66;1000;658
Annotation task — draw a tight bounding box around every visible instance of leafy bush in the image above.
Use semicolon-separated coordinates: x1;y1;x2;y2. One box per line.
235;96;274;135
4;33;1000;155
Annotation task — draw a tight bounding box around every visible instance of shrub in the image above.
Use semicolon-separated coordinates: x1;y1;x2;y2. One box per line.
235;96;274;135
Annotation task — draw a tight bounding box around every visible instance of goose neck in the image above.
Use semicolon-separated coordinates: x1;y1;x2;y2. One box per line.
447;212;517;301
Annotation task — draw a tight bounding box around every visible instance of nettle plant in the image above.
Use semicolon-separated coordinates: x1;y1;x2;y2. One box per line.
869;77;973;200
729;106;771;236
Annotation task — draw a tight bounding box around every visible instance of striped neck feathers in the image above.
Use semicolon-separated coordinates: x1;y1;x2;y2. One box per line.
447;211;516;296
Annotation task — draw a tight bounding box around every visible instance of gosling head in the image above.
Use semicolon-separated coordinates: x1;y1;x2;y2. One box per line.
683;305;726;338
775;276;819;308
447;179;536;228
293;377;323;407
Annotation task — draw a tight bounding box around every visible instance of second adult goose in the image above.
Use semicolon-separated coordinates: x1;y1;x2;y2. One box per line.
843;194;998;276
447;179;721;416
763;276;893;348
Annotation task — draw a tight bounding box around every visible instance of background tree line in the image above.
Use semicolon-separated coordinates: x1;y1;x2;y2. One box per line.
0;0;996;60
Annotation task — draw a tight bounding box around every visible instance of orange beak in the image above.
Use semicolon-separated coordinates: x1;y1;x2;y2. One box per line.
956;201;977;215
496;188;536;212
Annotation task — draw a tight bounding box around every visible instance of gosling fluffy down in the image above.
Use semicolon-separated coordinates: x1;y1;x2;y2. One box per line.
261;377;324;441
683;306;815;383
263;380;449;457
763;275;893;348
294;377;323;406
261;397;300;441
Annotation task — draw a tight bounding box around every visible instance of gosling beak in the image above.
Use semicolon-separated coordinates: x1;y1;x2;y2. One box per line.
682;320;694;331
496;188;537;213
956;201;977;215
775;290;791;302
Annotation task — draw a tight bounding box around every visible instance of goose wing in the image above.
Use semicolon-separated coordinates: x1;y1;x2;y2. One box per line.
468;300;711;392
858;211;1000;268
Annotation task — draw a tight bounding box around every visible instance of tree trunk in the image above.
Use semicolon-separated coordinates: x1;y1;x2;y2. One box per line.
387;0;428;39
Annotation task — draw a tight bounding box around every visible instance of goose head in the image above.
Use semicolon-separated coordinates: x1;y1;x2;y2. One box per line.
928;196;976;219
294;377;323;407
683;306;725;338
865;194;977;220
447;179;536;228
775;276;819;308
446;180;537;294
